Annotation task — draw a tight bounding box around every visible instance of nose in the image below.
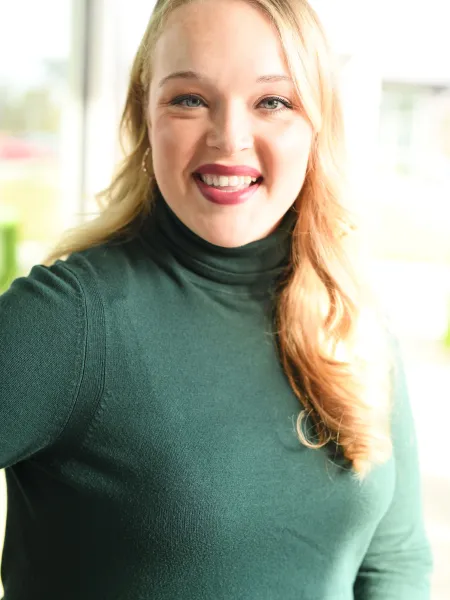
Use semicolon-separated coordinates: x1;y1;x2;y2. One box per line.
206;102;254;154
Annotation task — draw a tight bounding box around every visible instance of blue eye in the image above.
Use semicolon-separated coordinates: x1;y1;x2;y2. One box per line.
170;95;206;108
169;94;292;112
258;96;292;112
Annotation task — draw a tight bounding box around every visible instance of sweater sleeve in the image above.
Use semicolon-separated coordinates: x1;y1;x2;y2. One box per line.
353;335;433;599
0;260;89;468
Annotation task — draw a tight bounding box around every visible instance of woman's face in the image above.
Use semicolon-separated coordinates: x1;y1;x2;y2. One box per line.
147;0;313;247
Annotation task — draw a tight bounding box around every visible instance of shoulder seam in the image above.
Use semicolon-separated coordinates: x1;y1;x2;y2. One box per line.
50;258;106;451
50;261;89;447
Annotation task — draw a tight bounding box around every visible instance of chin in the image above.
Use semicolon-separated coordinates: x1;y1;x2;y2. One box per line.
215;238;247;249
204;232;245;248
196;224;247;248
202;226;265;248
192;208;274;247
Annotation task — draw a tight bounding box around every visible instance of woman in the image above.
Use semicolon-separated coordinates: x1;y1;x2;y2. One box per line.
0;0;432;598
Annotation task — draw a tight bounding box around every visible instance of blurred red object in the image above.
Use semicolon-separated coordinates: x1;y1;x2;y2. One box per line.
0;134;53;160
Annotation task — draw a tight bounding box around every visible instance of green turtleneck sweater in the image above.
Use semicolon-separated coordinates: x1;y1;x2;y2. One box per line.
0;192;432;599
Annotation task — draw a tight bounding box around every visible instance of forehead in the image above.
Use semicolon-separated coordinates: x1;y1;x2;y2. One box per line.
152;0;288;79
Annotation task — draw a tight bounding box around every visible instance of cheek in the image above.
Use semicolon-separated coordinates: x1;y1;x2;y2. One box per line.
152;116;204;178
152;119;180;161
268;121;313;180
278;119;313;153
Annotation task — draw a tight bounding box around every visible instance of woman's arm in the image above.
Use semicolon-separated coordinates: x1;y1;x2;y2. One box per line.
353;335;433;599
0;261;88;467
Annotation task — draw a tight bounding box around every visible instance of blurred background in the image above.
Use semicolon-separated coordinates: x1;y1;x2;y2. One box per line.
0;0;449;597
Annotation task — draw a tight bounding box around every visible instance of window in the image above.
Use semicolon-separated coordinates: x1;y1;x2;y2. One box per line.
0;2;80;593
0;1;78;291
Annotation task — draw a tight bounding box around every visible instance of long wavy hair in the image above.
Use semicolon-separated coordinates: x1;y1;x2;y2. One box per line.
44;0;393;478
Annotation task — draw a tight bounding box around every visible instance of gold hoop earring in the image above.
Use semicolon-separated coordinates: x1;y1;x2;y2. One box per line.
141;147;150;175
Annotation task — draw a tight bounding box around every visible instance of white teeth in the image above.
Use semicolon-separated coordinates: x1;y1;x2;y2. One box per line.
199;174;259;188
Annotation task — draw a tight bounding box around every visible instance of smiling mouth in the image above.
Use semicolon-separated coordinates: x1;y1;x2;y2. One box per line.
193;173;263;191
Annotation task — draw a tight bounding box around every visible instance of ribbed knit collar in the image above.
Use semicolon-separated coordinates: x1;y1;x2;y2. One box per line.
142;187;295;293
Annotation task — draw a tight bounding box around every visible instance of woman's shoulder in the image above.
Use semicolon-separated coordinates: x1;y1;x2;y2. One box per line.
0;249;106;467
61;234;159;297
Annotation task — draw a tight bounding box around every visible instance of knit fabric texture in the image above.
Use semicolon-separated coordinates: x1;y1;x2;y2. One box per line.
0;191;432;599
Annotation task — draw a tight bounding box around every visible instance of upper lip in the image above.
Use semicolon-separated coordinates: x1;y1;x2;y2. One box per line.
195;164;262;178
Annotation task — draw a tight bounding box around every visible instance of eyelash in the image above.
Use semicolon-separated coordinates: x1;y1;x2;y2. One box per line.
169;94;293;113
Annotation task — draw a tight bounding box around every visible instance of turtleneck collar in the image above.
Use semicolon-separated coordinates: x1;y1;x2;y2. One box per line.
141;188;295;294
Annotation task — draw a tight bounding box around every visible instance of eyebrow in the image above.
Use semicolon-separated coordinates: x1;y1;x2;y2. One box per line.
158;70;293;88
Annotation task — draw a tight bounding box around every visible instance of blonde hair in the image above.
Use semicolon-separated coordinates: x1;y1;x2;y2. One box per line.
44;0;393;478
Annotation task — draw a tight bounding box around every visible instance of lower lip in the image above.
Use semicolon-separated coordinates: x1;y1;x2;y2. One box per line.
193;175;262;206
